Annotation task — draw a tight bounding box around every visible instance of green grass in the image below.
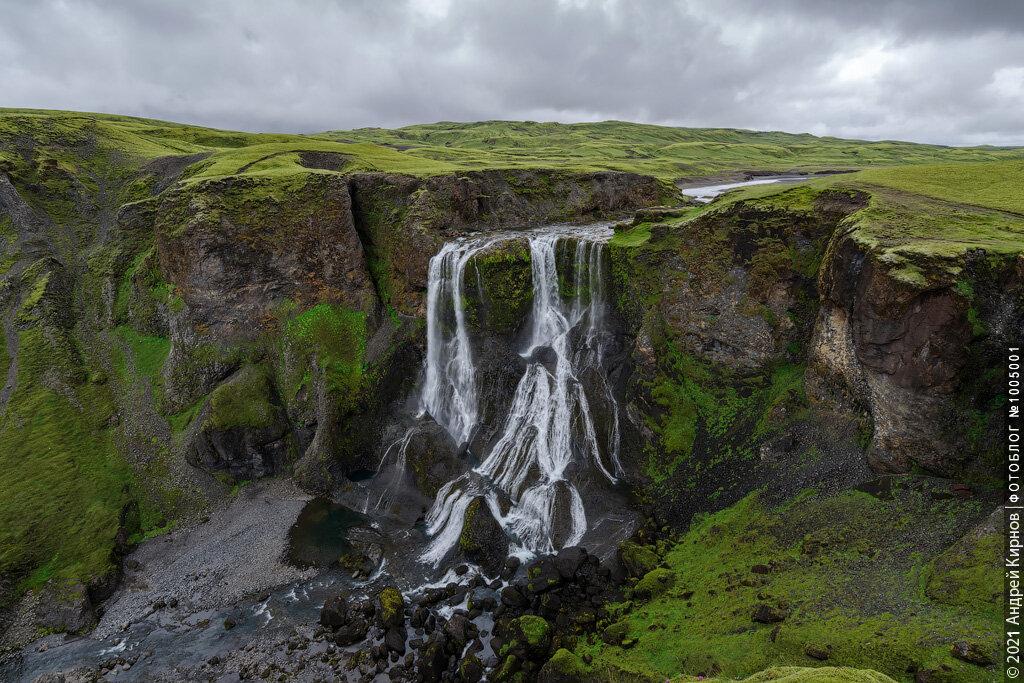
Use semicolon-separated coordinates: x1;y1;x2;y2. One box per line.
649;164;1024;288
579;486;1000;682
609;223;654;247
316;120;1024;178
116;325;171;382
0;328;133;595
849;160;1024;214
5;109;1022;188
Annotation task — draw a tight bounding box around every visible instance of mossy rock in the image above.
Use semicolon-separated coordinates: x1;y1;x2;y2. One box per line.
458;496;508;574
537;648;590;683
376;586;404;628
618;541;659;578
492;654;525;683
601;621;630;646
458;654;484;683
186;364;293;481
925;507;1002;610
631;567;675;599
462;239;533;334
208;364;279;431
507;615;551;658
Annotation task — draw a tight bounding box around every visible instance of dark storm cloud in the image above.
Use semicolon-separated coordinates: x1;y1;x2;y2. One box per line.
0;0;1021;145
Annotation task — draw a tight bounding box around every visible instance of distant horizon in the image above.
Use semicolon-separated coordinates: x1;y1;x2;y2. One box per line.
6;106;1024;151
3;1;1023;147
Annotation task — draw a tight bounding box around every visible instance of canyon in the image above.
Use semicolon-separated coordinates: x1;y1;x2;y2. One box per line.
0;111;1016;682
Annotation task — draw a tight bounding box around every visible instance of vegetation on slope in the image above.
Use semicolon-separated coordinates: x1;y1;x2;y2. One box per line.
579;485;1000;682
0;107;1018;649
318;119;1024;177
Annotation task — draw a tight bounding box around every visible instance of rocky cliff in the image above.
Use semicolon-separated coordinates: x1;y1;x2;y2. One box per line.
0;115;673;634
604;183;1017;522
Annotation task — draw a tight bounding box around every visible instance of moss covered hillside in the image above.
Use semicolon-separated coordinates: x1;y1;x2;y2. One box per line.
0;107;1017;679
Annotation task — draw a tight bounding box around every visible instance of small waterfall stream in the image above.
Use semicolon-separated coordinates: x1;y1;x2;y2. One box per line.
416;223;623;565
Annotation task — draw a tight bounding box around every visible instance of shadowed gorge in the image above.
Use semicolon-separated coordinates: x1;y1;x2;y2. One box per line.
0;110;1015;683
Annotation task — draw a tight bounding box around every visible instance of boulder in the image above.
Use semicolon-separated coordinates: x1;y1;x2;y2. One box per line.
752;603;787;624
320;593;349;628
526;557;563;594
384;626;406;654
631;568;675;599
376;586;405;628
500;586;529;609
185;364;293;481
618;541;658;578
458;654;485;683
537;648;590;683
403;421;466;497
458;497;509;574
34;584;95;634
554;546;588;580
506;615;552;659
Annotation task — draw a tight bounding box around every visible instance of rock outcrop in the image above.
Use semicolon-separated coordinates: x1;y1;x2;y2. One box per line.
807;235;1021;476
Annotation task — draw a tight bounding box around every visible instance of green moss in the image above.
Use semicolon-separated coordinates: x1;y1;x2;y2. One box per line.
575;488;1000;682
631;568;676;599
378;587;404;625
545;648;589;677
925;527;1001;611
618;542;659;578
642;325;809;484
207;364;278;431
458;497;484;552
700;666;897;682
281;303;367;412
0;328;134;596
463;241;533;333
515;614;551;648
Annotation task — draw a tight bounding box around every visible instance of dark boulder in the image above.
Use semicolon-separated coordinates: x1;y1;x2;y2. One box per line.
526;557;563;594
34;583;95;634
384;626;406;654
403;421;466;497
501;586;529;609
458;497;509;574
415;631;450;681
752;603;787;624
443;613;477;646
554;546;588;580
334;618;370;645
185;365;293;481
320;593;349;628
458;654;485;683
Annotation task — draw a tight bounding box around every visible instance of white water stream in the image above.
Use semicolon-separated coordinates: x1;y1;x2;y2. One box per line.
413;224;622;564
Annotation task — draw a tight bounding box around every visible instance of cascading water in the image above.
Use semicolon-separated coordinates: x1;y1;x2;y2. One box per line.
417;223;623;566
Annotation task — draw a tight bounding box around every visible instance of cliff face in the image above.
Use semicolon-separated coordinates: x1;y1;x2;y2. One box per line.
0;130;672;623
349;169;671;316
0;112;1017;649
605;184;1017;522
808;233;1020;477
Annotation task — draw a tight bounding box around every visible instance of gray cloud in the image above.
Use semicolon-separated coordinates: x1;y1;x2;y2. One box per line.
0;0;1021;145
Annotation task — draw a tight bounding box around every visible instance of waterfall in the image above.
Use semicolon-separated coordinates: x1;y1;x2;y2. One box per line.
419;233;512;445
418;224;622;565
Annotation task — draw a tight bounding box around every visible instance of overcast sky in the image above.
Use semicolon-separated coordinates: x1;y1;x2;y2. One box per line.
1;0;1023;146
